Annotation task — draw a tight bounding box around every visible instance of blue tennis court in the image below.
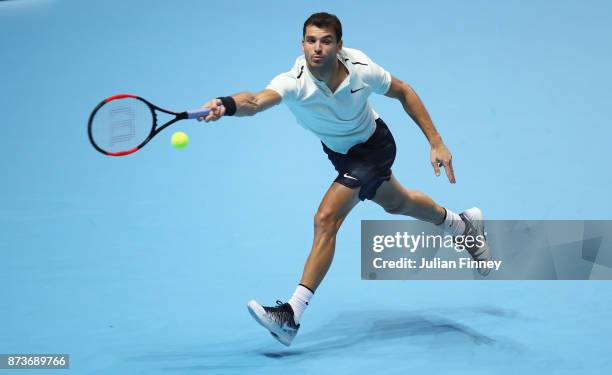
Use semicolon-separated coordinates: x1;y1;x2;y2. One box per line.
1;0;611;373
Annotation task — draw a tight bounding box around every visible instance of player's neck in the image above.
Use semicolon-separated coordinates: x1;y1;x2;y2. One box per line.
310;59;347;93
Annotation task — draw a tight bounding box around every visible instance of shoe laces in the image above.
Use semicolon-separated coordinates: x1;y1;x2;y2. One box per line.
263;300;297;328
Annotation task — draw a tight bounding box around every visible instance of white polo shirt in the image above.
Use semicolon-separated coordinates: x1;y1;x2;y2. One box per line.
266;47;392;154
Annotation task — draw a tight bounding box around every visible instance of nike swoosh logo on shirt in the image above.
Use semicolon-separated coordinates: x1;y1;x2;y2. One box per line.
350;87;364;94
343;173;359;181
344;58;369;66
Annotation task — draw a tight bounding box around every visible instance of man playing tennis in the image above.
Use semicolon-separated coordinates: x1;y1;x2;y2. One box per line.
199;12;491;346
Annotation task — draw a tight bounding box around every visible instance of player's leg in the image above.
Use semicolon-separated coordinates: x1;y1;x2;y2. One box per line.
299;181;361;291
371;174;446;224
371;174;492;275
247;182;360;346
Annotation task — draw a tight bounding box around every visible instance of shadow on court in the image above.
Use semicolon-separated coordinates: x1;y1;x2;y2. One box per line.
124;307;525;373
260;309;498;359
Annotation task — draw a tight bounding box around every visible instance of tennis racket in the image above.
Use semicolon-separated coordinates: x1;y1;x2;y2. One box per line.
87;94;218;156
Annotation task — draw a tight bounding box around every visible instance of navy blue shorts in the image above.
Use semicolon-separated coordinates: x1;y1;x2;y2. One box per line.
322;118;397;201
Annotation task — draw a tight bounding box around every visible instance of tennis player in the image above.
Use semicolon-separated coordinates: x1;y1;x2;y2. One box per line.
199;12;491;346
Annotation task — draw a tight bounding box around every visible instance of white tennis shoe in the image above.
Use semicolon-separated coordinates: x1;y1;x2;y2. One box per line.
459;207;492;276
247;300;300;346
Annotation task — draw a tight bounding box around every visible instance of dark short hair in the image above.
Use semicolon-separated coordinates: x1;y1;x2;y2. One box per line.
303;12;342;42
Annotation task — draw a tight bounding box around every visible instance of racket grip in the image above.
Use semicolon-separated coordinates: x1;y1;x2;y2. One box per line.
186;105;225;119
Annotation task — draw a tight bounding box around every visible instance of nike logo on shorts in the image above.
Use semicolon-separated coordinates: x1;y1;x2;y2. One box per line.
343;173;359;181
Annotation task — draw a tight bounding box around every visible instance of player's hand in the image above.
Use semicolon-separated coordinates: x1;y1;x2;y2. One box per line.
430;141;456;183
197;98;226;122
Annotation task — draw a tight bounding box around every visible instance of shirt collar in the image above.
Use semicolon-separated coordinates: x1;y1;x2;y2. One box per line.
305;54;352;95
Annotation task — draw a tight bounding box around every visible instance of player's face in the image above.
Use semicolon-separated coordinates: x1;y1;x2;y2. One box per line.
302;25;342;70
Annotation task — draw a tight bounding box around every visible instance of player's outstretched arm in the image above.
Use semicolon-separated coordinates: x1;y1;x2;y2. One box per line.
385;75;456;183
198;89;281;122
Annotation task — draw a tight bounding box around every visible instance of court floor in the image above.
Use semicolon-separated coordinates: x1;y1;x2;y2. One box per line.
2;0;612;373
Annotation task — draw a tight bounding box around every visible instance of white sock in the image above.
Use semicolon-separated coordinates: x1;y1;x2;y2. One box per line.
440;208;465;237
288;284;313;325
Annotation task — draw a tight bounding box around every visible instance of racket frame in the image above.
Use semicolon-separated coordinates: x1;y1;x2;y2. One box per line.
87;94;191;156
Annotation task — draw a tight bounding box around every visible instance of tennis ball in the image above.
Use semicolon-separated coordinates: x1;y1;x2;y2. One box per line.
171;131;189;149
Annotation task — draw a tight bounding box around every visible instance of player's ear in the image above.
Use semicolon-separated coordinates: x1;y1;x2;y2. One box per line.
337;39;343;50
301;40;305;53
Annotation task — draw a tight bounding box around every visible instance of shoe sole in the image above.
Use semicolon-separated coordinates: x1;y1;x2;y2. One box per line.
247;300;294;346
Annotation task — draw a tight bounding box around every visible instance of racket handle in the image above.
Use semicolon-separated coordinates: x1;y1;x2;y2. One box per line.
186;105;225;119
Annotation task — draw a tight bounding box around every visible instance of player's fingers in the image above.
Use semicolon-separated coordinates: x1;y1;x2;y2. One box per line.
444;159;456;183
213;101;228;120
197;108;209;122
199;98;225;122
197;100;215;122
204;110;216;122
432;161;441;176
197;111;211;122
212;99;224;113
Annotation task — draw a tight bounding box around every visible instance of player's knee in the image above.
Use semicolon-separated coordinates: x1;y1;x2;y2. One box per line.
381;191;415;215
383;201;405;215
314;210;340;235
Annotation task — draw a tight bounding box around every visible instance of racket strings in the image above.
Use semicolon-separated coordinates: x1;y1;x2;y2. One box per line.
109;106;136;145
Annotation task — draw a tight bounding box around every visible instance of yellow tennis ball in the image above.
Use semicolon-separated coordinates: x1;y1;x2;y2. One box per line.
171;131;189;149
